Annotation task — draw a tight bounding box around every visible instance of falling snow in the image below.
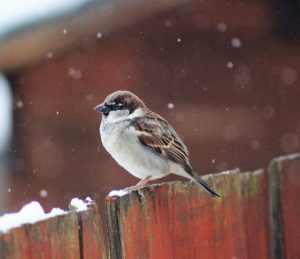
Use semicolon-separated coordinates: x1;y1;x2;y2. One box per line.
227;62;234;69
16;100;23;108
231;38;242;48
39;189;48;198
281;67;297;85
46;52;53;59
68;67;82;80
164;20;173;28
217;23;227;32
167;102;174;109
85;93;93;101
251;139;260;150
96;32;102;39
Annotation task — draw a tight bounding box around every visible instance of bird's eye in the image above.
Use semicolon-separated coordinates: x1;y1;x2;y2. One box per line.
107;102;123;110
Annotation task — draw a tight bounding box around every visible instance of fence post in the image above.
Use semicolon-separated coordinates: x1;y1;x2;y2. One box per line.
0;201;108;259
268;153;300;259
78;201;108;259
105;169;269;259
1;153;300;258
0;212;80;259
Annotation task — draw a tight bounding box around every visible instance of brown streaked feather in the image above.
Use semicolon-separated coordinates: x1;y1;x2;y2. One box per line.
131;110;191;171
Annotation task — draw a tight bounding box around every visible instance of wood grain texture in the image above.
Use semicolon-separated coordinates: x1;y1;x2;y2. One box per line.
78;201;108;259
0;212;80;259
105;169;268;259
268;153;300;259
1;153;300;258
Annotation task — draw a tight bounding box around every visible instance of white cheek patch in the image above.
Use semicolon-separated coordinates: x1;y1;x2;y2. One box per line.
106;109;130;123
105;107;145;124
127;108;145;119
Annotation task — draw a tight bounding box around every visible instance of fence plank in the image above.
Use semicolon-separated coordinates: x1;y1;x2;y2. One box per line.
268;153;300;259
105;169;268;259
241;170;269;259
0;212;80;259
78;201;108;259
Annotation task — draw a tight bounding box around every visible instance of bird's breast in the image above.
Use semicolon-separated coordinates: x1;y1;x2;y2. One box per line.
99;120;169;179
100;120;126;153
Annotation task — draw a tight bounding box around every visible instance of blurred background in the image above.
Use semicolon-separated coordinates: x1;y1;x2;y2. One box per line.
0;0;300;214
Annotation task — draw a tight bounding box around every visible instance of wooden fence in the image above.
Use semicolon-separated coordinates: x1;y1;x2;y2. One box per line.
1;153;300;259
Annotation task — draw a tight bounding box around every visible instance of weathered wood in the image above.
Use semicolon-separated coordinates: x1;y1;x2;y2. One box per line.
1;153;300;258
78;201;108;259
105;169;268;259
0;212;80;259
268;153;300;259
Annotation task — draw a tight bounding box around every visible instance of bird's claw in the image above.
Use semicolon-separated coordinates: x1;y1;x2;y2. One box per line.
123;186;146;205
137;189;145;205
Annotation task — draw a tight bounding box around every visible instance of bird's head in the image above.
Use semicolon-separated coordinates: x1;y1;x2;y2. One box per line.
94;90;146;120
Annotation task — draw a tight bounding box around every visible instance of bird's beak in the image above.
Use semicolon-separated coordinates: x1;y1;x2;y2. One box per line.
94;103;108;114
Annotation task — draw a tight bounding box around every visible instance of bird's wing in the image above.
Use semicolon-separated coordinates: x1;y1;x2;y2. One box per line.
131;111;220;198
131;111;191;171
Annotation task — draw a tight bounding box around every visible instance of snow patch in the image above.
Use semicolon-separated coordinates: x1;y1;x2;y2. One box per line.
108;190;129;197
0;201;66;233
69;197;92;211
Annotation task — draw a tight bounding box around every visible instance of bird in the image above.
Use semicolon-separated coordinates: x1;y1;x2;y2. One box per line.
94;90;219;198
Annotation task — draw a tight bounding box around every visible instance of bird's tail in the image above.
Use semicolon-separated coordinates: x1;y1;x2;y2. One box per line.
180;164;220;198
193;175;220;198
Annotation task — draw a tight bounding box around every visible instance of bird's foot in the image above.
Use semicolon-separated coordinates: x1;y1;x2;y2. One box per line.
122;185;146;205
122;176;152;205
123;185;144;192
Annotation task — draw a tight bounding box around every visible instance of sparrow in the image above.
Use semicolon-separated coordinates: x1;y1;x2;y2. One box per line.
94;90;219;198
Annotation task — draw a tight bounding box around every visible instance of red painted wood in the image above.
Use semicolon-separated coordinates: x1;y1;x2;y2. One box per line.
0;212;80;259
2;153;300;258
80;201;108;259
241;171;269;258
273;154;300;258
106;169;269;259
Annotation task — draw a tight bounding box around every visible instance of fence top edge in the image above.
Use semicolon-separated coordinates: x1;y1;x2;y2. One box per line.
0;197;94;236
270;152;300;165
106;167;265;203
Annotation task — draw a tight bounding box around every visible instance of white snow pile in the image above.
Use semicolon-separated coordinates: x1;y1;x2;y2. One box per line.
69;197;92;212
0;201;66;233
108;189;129;197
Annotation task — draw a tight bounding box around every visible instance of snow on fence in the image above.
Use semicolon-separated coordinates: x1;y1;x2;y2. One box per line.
0;153;300;259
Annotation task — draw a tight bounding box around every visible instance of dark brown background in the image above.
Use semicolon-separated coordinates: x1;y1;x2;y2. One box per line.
3;0;300;214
